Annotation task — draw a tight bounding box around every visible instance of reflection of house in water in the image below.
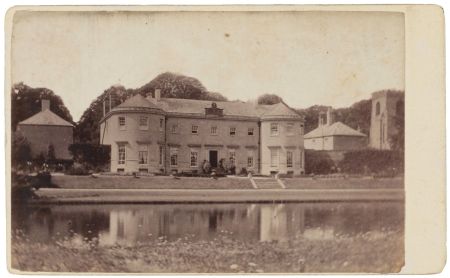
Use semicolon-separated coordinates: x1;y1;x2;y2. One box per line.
14;203;403;247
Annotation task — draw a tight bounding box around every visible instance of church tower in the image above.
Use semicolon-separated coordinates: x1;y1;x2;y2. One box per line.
369;90;404;150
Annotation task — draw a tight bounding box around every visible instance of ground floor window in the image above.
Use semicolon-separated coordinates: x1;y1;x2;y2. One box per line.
190;150;199;167
159;145;164;165
138;145;148;164
170;148;178;166
270;149;278;167
118;144;126;164
229;150;236;166
287;151;293;168
247;150;254;168
299;149;303;168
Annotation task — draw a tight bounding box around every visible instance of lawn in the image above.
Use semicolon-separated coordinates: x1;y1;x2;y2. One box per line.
51;175;254;190
282;177;404;189
11;230;404;273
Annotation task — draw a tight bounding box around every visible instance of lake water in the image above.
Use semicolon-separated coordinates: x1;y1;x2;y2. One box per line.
12;201;403;247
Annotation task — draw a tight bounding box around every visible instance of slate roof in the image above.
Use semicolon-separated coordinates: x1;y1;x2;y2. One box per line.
258;102;302;119
110;95;301;120
304;121;366;139
117;94;161;110
18;109;73;127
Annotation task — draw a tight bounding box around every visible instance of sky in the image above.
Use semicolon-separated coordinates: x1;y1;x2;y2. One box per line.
11;10;404;121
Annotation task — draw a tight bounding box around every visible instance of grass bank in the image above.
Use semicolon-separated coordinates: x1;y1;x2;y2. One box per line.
11;231;403;273
52;175;253;190
282;177;404;189
51;175;403;190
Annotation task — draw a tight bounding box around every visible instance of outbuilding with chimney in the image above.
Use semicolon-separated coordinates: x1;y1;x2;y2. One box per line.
304;107;367;151
17;99;74;161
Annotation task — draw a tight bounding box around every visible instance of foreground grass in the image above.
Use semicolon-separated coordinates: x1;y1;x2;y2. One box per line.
11;231;404;273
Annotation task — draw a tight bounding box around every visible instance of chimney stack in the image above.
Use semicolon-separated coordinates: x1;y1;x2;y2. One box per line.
326;107;333;126
154;89;161;102
41;99;50;111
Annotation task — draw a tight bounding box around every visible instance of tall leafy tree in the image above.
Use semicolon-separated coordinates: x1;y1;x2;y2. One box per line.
75;85;131;143
75;72;228;143
257;94;283;105
11;82;73;131
135;72;227;101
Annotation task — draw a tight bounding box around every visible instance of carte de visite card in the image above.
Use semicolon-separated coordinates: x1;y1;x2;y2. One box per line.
4;5;446;274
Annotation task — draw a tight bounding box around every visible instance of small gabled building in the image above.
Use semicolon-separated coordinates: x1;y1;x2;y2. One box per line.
17;100;74;160
304;107;367;151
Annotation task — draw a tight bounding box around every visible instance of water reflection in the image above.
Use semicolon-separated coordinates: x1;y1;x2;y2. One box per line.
12;202;403;247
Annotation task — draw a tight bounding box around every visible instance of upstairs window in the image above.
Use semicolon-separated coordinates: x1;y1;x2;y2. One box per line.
118;117;126;130
270;123;278;136
159;118;164;131
192;125;199;134
286;122;294;136
230;127;236;136
248;127;254;136
139;116;148;130
211;126;218;135
300;123;304;135
376;102;381;116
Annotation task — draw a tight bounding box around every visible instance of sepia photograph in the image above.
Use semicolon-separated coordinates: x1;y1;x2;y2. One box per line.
6;5;436;274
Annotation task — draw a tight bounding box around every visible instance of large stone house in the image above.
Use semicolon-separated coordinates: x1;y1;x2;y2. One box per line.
17;100;74;160
100;91;305;175
304;107;367;151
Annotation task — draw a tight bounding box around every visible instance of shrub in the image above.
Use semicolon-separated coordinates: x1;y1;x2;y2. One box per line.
338;149;403;176
65;164;91;176
68;143;110;169
304;150;336;175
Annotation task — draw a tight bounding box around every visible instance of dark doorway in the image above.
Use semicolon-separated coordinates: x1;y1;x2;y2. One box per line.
209;150;218;168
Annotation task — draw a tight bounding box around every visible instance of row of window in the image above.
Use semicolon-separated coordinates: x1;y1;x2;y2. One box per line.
118;116;164;131
118;116;304;136
118;145;302;168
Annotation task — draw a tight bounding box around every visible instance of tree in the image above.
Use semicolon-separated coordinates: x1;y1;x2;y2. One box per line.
47;144;56;163
135;72;227;101
11;82;73;131
11;132;32;167
75;85;131;143
296;105;330;134
75;73;228;143
333;99;372;135
257;94;283;105
390;100;404;151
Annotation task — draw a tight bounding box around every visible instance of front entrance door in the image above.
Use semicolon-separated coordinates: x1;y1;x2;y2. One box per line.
209;150;218;168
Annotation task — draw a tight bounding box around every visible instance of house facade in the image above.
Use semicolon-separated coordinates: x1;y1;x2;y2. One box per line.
17;100;74;160
304;107;367;151
100;91;305;175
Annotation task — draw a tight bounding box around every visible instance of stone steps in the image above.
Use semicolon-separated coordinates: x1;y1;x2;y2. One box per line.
254;179;283;189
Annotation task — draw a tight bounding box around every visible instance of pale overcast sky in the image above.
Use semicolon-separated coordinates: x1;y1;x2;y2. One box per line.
11;11;404;121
